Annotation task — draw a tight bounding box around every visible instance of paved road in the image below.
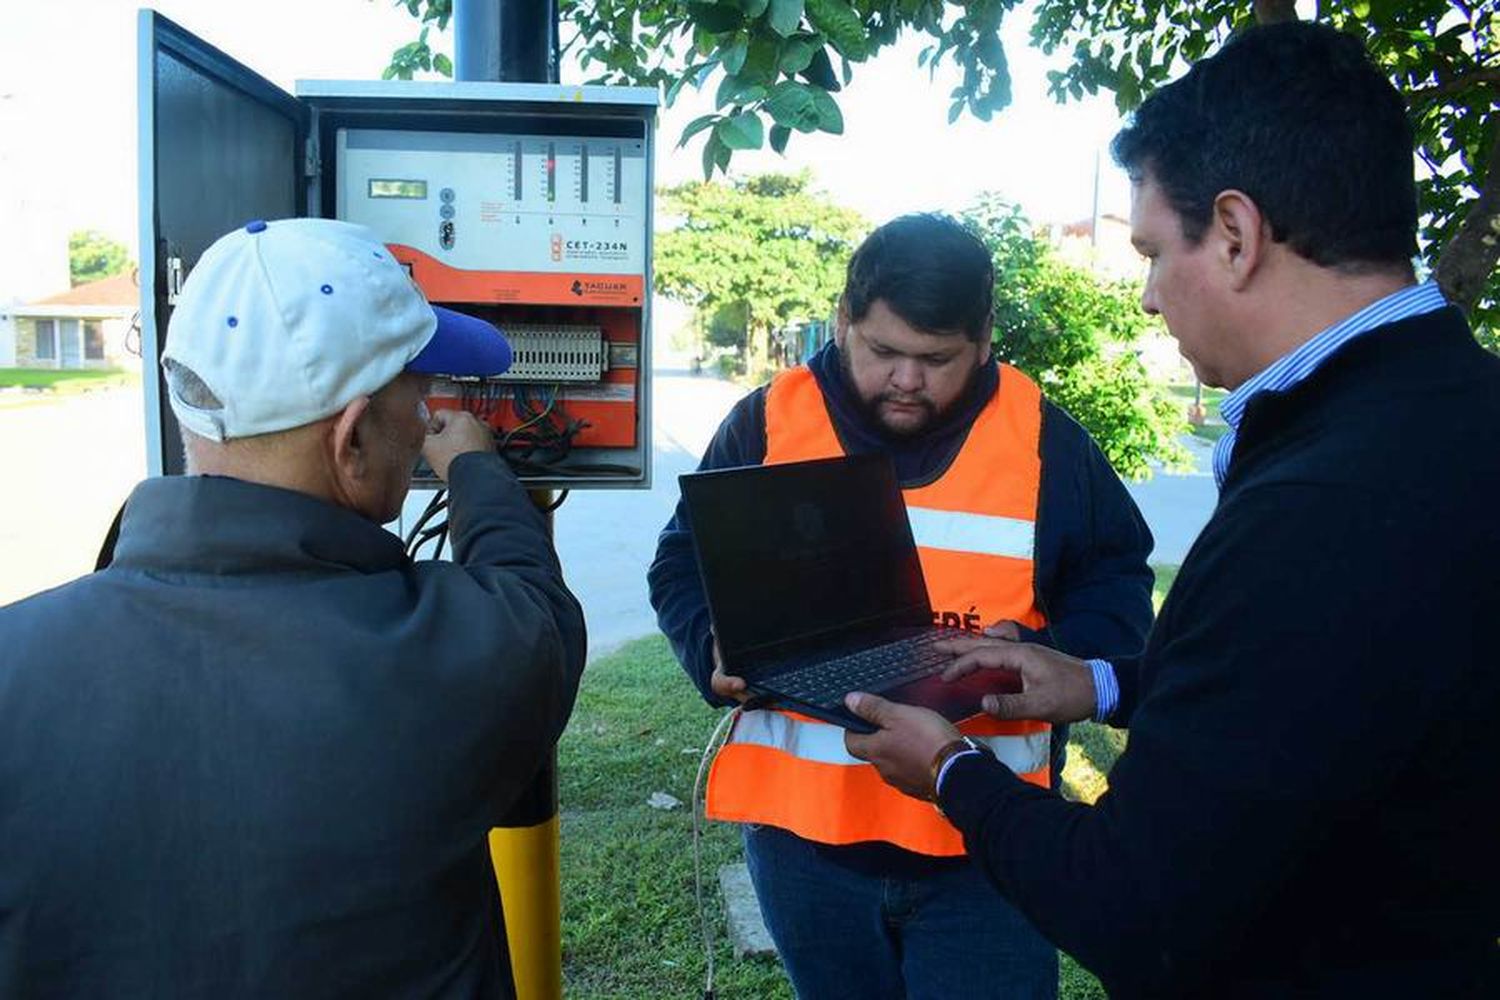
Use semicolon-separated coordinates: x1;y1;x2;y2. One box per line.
0;389;146;606
1125;432;1217;568
0;372;1216;654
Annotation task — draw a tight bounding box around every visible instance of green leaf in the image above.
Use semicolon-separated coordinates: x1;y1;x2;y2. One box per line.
742;36;781;81
701;136;721;179
976;31;1004;70
700;134;733;178
800;46;841;91
688;2;746;34
715;73;741;109
714;73;766;109
666;61;712;107
738;0;771;17
718;111;766;150
723;35;750;75
770;123;792;154
764;80;820;131
779;36;818;74
679;113;721;149
432;52;453;77
805;0;866;60
810;89;843;134
767;0;805;37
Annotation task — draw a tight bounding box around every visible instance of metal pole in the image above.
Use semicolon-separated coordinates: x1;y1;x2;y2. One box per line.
453;4;564;997
454;0;559;84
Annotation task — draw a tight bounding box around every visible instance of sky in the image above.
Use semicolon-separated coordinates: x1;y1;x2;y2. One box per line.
0;0;1148;300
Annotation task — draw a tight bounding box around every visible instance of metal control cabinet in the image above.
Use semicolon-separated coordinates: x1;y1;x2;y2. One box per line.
138;11;655;488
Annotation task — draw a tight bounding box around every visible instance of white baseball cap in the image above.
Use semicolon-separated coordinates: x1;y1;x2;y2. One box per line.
162;217;512;441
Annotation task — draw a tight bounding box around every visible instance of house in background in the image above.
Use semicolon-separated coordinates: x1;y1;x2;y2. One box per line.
1048;212;1145;282
8;272;140;371
0;313;14;368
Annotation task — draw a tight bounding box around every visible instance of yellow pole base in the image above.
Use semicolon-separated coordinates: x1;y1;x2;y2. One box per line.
489;816;562;1000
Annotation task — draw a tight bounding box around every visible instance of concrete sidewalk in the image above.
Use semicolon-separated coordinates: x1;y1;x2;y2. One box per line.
0;388;147;606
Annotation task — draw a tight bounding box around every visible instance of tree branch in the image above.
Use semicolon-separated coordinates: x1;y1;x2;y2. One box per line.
1253;0;1299;25
1407;66;1500;107
1434;124;1500;315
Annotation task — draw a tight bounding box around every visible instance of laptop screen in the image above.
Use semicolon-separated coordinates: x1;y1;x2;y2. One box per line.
680;453;932;667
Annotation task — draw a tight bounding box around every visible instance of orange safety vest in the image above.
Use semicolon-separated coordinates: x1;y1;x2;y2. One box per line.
705;363;1051;856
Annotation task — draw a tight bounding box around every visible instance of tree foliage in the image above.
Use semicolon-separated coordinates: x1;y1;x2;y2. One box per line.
964;197;1188;479
654;171;867;379
388;1;1020;176
656;177;1185;476
1030;1;1499;336
68;230;131;287
390;1;1498;334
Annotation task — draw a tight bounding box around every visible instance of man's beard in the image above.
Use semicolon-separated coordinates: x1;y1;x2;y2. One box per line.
838;347;964;439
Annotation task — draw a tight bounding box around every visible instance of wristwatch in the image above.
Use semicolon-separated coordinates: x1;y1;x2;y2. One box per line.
927;735;991;805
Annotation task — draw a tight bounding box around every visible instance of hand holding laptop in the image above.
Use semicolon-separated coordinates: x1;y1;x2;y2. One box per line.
709;634;750;704
842;693;960;800
844;641;1097;801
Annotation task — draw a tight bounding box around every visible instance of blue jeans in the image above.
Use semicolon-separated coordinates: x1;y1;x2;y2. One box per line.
742;824;1058;1000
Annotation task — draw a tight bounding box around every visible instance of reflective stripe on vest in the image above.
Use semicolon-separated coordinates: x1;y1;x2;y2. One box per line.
706;362;1051;856
729;709;1050;774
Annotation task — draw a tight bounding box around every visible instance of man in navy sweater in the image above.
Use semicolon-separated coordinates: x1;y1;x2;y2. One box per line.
650;214;1154;998
846;22;1500;999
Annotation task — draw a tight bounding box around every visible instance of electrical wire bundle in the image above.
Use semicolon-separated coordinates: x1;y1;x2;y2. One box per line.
456;378;507;421
404;489;450;559
498;384;588;468
413;379;640;516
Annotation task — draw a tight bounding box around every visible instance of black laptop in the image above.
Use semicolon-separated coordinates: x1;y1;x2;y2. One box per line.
680;453;1020;733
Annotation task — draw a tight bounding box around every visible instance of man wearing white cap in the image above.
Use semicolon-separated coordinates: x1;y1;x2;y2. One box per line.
0;218;586;997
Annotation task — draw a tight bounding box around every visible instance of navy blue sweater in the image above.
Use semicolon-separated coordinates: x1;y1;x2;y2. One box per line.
940;308;1500;996
649;344;1155;871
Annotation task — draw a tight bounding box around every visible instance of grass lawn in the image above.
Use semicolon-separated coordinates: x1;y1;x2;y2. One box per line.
558;608;1164;999
1152;563;1179;609
1164;382;1228;442
0;368;139;392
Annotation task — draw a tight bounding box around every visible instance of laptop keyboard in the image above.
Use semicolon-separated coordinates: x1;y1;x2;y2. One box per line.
768;629;965;709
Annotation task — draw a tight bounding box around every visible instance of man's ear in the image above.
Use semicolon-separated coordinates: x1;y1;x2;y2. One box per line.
1211;189;1269;291
330;395;373;482
834;298;850;349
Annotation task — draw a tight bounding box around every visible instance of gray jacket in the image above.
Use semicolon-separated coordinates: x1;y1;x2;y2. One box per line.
0;452;585;998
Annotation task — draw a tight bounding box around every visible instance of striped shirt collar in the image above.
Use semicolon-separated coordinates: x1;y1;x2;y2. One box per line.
1211;280;1446;488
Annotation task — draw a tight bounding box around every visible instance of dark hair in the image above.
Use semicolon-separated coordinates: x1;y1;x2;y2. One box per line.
843;213;994;342
1111;22;1417;271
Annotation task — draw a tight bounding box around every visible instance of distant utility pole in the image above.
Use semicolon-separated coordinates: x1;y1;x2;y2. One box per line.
1090;146;1101;250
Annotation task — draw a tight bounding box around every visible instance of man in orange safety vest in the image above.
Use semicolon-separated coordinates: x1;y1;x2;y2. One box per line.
649;213;1155;998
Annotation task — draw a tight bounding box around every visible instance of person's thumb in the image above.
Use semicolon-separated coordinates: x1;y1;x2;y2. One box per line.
845;691;895;727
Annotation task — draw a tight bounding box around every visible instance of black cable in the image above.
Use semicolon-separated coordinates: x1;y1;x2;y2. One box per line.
404;489;449;558
410;522;450;560
541;489;570;512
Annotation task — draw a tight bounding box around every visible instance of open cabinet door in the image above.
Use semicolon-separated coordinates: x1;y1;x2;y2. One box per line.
137;10;309;475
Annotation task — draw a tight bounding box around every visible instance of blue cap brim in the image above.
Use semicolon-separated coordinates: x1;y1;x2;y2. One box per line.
407;306;513;377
